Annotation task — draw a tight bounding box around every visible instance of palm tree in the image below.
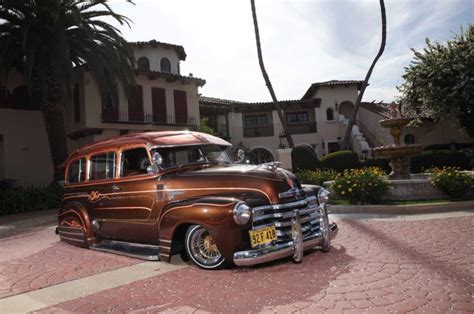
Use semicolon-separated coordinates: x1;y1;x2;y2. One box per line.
0;0;136;180
341;0;386;149
250;0;294;148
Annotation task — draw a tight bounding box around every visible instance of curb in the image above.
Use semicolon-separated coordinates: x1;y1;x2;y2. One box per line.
329;200;474;215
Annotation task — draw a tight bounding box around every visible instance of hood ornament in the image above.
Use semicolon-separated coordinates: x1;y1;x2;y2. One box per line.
258;161;282;171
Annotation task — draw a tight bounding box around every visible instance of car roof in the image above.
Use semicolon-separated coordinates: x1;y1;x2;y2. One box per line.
66;131;231;163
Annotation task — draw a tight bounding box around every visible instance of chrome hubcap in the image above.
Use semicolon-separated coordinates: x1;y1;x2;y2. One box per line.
190;228;222;266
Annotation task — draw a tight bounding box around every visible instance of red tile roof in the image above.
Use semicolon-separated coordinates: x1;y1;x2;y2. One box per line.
199;96;321;113
136;69;205;87
360;101;391;118
302;80;365;99
130;40;187;60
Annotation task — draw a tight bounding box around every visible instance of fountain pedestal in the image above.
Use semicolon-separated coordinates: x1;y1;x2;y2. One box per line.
373;118;422;180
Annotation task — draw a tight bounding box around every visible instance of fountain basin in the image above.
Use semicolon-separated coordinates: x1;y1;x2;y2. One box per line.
383;176;447;201
379;118;411;129
373;145;423;159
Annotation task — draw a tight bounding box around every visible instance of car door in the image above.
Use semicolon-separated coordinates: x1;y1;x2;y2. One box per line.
95;145;162;244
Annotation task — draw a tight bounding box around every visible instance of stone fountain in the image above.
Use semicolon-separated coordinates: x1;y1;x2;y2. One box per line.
372;104;423;179
371;104;445;200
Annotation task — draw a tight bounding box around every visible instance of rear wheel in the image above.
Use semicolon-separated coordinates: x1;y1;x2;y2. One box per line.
185;225;225;269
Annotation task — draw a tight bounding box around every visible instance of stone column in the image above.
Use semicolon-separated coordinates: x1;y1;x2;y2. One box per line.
277;148;293;171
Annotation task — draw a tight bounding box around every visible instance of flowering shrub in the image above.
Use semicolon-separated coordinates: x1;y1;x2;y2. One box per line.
295;169;338;186
429;167;474;199
331;167;389;204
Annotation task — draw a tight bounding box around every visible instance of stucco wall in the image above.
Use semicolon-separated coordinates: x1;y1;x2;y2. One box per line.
133;46;180;74
0;109;53;184
358;107;474;149
227;85;361;159
82;71;201;131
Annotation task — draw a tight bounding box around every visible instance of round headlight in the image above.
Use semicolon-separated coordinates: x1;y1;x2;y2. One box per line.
318;188;330;205
233;202;251;225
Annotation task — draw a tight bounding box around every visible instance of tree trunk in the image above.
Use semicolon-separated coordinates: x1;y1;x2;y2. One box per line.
41;102;69;181
250;0;294;148
41;61;69;182
341;0;387;150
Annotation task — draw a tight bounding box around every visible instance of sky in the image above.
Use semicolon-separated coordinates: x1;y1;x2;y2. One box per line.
108;0;473;103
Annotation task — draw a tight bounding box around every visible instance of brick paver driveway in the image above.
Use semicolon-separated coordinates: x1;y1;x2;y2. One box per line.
1;213;473;313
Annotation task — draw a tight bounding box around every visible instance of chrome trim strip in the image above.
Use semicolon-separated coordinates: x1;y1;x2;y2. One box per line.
278;188;305;199
99;239;160;250
58;230;84;237
159;239;172;243
252;206;317;223
252;198;309;213
59;235;85;243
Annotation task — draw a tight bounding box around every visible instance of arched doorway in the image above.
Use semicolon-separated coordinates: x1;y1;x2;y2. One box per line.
339;101;354;119
248;147;274;164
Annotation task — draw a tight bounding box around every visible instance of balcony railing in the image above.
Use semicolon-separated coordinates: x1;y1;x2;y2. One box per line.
243;124;274;138
102;111;196;126
287;122;317;134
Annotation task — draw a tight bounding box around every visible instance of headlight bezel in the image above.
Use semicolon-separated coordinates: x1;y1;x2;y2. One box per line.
317;188;330;205
233;202;252;225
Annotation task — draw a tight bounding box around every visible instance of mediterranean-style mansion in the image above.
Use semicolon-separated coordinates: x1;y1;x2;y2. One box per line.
1;39;472;184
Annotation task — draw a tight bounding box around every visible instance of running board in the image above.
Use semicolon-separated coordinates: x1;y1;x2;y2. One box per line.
90;240;160;261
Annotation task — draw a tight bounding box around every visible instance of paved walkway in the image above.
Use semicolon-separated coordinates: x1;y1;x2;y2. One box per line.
0;210;473;313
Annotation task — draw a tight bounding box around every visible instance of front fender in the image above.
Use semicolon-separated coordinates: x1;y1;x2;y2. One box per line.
158;197;246;261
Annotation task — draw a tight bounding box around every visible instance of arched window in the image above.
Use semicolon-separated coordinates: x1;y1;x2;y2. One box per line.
404;134;415;145
137;57;150;71
160;58;171;73
326;108;335;121
248;148;274;164
339;101;354;119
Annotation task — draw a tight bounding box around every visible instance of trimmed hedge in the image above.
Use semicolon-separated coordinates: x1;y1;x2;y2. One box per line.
424;143;474;151
410;150;470;173
295;169;338;186
320;150;360;173
292;146;320;171
0;184;62;216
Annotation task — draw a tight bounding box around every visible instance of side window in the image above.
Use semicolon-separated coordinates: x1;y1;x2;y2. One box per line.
68;158;86;183
89;152;116;181
121;147;150;177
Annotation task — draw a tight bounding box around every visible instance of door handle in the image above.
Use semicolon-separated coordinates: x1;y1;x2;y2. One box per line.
112;184;121;192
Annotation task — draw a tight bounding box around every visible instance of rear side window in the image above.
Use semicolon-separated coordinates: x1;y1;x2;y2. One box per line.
89;152;116;181
68;158;86;183
121;147;150;177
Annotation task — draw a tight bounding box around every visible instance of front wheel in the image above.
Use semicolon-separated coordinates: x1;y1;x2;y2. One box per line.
185;225;225;270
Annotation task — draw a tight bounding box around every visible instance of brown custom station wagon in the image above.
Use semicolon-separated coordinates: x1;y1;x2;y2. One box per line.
58;131;338;269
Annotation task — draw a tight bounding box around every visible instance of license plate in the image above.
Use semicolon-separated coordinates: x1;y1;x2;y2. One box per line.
249;225;277;248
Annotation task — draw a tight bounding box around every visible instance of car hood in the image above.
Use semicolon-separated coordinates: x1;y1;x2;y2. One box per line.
163;164;300;204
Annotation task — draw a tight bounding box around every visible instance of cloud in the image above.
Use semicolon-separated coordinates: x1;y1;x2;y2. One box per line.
108;0;473;103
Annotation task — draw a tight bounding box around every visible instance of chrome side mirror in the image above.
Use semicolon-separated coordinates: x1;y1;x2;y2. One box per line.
147;164;159;174
152;152;163;166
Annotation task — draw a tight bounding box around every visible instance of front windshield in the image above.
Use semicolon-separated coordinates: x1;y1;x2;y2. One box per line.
153;145;232;169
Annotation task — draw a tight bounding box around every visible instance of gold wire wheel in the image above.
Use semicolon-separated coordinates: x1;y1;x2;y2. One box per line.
186;225;225;269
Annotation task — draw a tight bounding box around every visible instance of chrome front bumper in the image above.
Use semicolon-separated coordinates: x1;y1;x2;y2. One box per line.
233;221;338;267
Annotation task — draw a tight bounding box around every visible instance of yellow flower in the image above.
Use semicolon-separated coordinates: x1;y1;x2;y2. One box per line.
338;185;342;188
353;184;357;187
341;191;346;195
348;188;352;192
368;183;372;186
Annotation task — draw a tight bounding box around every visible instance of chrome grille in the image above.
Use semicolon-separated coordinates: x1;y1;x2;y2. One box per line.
251;195;321;243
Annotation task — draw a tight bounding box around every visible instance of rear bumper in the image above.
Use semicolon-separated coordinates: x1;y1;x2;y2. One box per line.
233;222;338;266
